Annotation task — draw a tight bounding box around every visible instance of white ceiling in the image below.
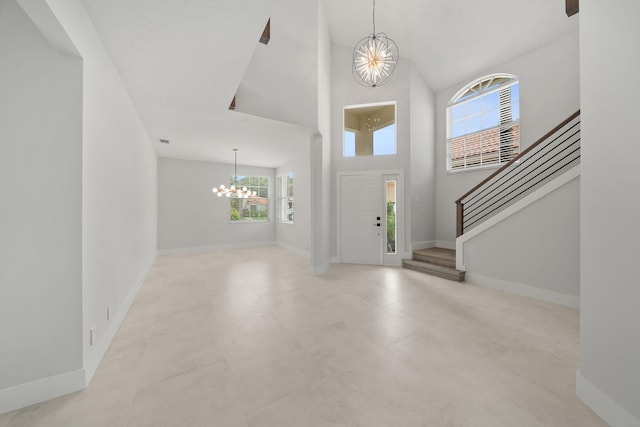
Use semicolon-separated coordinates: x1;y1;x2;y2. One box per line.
324;0;578;92
150;109;314;168
80;0;578;168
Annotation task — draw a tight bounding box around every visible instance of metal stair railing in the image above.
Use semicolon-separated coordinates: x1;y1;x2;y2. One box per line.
455;110;581;237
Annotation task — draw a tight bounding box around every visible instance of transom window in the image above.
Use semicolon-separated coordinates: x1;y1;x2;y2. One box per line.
276;172;294;223
343;103;396;157
229;176;269;222
447;74;520;171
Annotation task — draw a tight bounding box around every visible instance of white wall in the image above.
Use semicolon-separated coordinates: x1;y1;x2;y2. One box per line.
331;46;412;176
1;0;158;412
464;176;580;305
311;0;332;274
0;0;83;391
158;157;275;251
236;0;318;130
276;155;311;255
578;1;640;425
330;44;413;258
435;31;581;247
46;0;158;379
410;65;437;249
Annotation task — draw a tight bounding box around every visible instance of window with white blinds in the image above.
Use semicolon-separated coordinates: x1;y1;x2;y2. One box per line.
447;74;520;171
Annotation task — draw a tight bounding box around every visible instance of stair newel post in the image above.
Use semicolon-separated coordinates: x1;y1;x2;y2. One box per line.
456;200;464;237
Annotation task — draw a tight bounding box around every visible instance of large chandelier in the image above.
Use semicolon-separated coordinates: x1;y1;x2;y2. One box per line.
212;149;256;198
352;0;399;88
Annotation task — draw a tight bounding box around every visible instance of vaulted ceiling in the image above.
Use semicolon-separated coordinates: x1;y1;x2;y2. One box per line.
80;0;577;167
325;0;578;91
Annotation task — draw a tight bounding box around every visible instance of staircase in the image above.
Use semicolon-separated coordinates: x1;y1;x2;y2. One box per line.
402;248;465;282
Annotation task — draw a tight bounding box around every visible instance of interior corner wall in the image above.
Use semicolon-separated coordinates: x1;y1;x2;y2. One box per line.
0;0;82;393
158;157;275;251
330;44;412;258
579;1;640;425
312;0;332;273
46;0;158;381
276;154;311;255
434;31;580;247
409;66;436;249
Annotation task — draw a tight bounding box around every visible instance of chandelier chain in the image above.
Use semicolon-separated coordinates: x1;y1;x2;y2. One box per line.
213;148;256;199
372;0;376;35
352;0;398;87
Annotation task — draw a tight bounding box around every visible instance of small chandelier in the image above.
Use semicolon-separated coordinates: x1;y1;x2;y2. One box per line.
365;111;382;131
212;149;256;199
352;0;399;88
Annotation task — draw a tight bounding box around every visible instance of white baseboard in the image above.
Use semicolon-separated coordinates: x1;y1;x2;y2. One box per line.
158;241;276;255
0;369;85;415
313;263;330;275
436;240;456;250
275;242;310;258
411;241;436;251
84;252;157;385
0;252;159;416
577;370;640;427
465;273;580;308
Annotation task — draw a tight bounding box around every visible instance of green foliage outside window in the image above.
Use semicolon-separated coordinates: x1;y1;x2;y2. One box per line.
230;207;241;221
387;201;396;253
229;175;269;221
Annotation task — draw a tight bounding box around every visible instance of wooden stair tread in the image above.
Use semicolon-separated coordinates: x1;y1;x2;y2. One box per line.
412;248;456;268
402;259;465;282
413;247;455;259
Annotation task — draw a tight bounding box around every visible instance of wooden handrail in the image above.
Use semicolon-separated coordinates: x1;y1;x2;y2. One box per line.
456;201;464;237
455;110;580;204
455;109;580;237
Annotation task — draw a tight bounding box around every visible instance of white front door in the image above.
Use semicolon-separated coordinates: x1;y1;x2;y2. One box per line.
339;174;384;265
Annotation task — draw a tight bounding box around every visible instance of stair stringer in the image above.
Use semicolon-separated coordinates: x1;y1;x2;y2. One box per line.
456;164;581;272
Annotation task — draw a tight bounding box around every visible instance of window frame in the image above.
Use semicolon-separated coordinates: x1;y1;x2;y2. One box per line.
228;175;270;223
343;101;397;158
276;172;294;224
446;74;520;173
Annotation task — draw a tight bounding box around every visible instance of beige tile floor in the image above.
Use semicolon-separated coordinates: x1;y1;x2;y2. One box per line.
1;247;606;426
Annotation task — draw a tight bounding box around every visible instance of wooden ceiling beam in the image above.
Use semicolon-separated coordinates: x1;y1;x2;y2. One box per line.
259;18;270;45
566;0;579;17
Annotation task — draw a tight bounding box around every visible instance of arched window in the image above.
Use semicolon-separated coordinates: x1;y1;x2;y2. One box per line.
447;74;520;171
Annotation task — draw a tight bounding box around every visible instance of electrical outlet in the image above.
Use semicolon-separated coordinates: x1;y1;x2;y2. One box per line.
89;326;96;346
107;306;111;320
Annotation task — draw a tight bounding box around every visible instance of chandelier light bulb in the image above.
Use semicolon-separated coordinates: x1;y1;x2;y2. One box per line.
213;149;259;199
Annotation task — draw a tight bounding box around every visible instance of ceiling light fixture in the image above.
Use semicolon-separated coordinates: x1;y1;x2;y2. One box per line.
365;111;382;131
352;0;399;88
212;149;256;199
